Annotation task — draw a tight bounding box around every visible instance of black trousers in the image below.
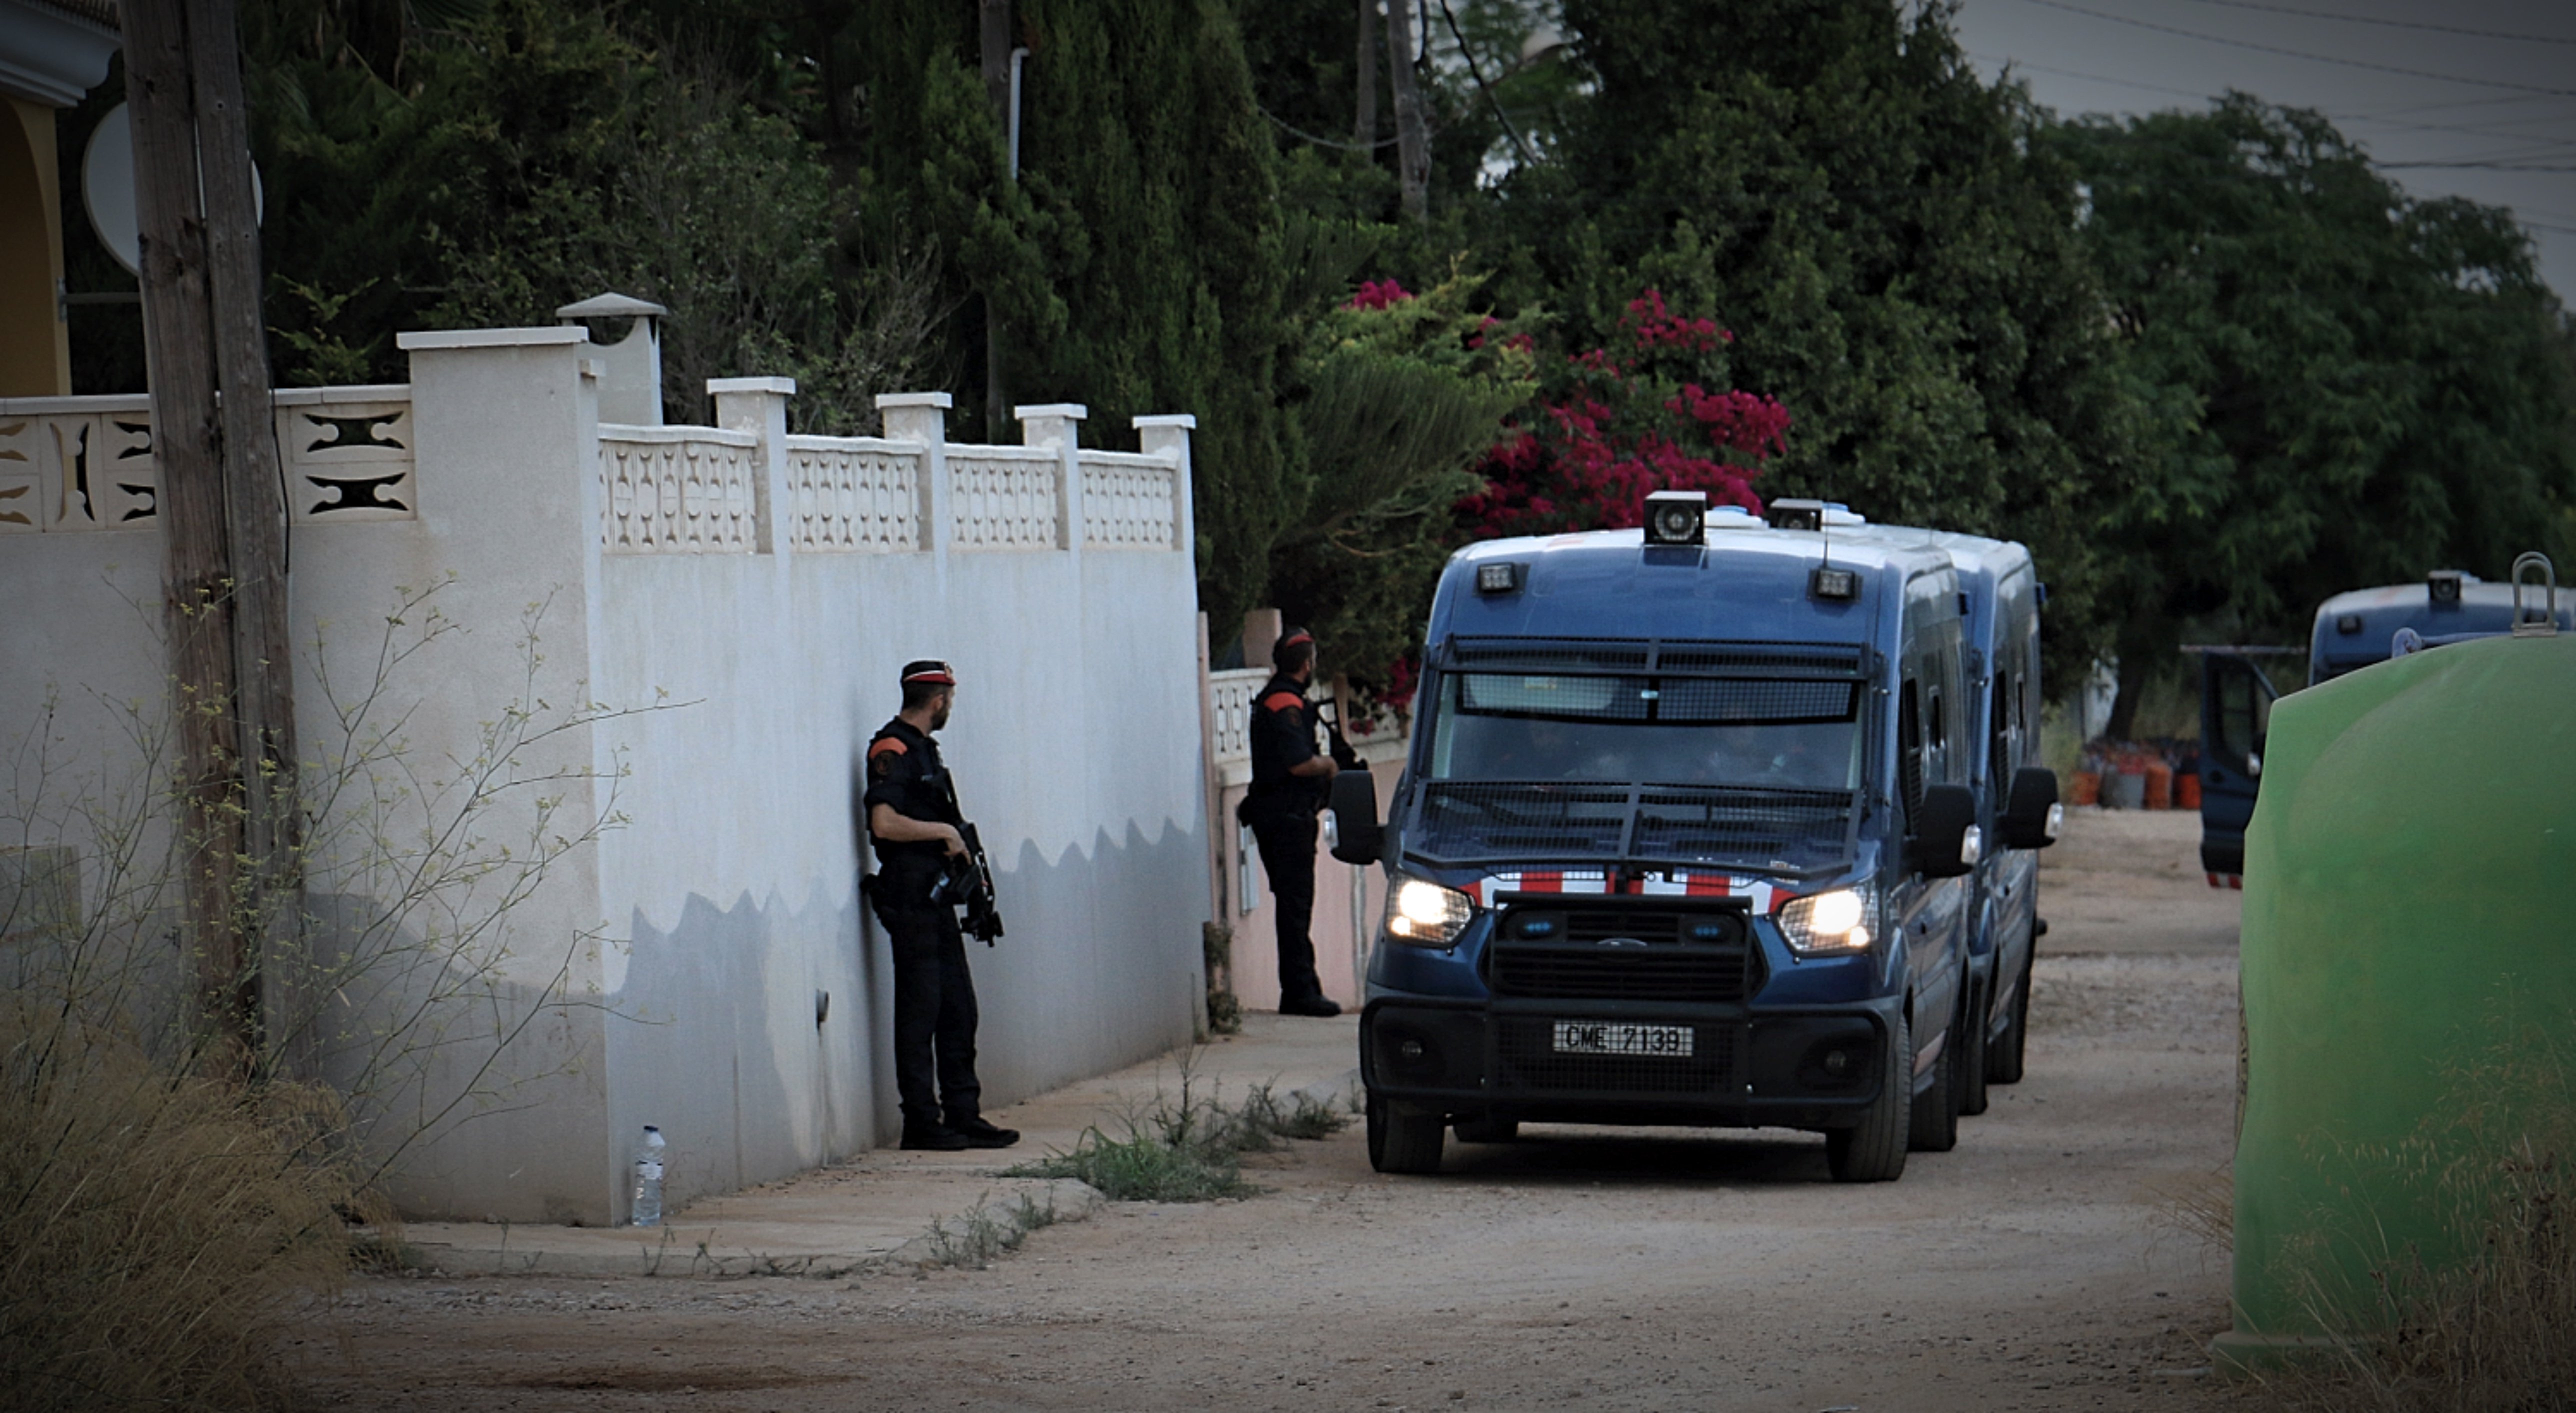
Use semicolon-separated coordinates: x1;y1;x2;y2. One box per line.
1248;808;1323;1003
876;898;983;1128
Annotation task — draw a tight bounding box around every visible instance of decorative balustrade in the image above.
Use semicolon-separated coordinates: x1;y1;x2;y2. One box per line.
4;378;1196;562
1080;451;1180;550
0;388;418;534
784;436;924;552
948;448;1062;550
598;424;762;553
1206;668;1269;766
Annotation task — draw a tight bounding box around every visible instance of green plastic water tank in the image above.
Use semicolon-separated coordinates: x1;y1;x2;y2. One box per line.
2218;632;2576;1369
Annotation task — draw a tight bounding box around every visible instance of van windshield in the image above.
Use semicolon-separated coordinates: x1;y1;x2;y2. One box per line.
1423;672;1864;791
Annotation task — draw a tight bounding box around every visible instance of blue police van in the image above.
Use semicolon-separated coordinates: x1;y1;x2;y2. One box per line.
1330;492;2062;1182
2196;554;2568;882
1830;518;2058;1110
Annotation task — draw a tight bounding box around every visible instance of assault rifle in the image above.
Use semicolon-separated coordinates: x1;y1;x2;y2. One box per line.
930;822;1006;946
1316;696;1364;772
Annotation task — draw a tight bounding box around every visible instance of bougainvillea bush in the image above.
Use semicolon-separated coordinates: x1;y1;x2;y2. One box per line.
1348;286;1792;714
1456;288;1790;540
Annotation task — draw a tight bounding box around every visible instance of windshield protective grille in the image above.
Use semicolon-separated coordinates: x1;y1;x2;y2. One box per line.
1412;782;1856;870
1631;787;1854;868
1444;638;1864;678
1414;783;1632;857
1448;638;1652;672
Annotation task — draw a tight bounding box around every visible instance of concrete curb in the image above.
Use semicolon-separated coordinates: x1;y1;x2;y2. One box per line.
407;1176;1112;1282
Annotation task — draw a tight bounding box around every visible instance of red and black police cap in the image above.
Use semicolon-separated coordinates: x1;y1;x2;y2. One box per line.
900;660;955;686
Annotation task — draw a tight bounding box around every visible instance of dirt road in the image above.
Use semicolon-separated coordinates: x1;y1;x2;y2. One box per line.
298;808;2248;1412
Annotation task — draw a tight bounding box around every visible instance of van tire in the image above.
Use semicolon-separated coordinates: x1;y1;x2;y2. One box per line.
1453;1113;1519;1144
1826;1010;1910;1182
1909;998;1962;1152
1368;1092;1445;1174
1990;952;2032;1086
1958;976;1991;1117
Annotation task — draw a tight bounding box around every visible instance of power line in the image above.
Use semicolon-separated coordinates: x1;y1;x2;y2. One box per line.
1256;102;1400;152
2166;0;2576;46
2006;0;2576;100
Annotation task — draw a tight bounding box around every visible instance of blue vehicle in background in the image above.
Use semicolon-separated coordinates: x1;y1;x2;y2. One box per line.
1330;492;2062;1182
2196;554;2567;882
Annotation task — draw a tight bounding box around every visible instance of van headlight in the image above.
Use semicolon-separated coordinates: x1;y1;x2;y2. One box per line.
1384;875;1474;948
1775;888;1876;956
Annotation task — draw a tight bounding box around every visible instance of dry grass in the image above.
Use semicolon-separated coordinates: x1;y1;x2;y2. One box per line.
2256;1038;2576;1412
0;1008;367;1412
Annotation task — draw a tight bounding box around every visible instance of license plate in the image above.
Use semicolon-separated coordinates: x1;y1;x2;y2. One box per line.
1552;1022;1694;1057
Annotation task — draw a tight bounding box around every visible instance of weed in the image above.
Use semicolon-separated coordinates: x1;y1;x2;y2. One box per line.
1002;1061;1348;1202
912;1190;1062;1271
2145;1165;2235;1258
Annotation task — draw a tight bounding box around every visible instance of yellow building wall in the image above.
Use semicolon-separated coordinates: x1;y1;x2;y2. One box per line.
2;96;72;397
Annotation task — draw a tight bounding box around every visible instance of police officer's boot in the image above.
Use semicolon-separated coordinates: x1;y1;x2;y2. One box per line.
949;1114;1020;1149
900;1118;970;1151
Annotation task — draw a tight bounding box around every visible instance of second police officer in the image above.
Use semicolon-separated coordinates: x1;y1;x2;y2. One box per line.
1241;628;1360;1017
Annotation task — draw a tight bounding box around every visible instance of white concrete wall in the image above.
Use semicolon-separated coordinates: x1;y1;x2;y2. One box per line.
0;336;1210;1224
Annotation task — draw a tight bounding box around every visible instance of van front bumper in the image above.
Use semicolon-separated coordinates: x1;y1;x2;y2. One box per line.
1361;992;1904;1131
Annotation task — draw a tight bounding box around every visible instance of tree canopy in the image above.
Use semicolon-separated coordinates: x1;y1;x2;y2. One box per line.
2050;96;2576;731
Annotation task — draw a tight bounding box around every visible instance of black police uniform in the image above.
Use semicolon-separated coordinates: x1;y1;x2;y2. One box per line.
863;716;988;1137
1242;672;1335;1010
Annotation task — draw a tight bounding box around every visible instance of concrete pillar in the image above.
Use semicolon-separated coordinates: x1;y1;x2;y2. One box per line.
710;376;794;556
1242;608;1283;672
390;322;612;1222
1016;402;1087;551
1134;413;1196;560
876;391;950;566
556;292;668;426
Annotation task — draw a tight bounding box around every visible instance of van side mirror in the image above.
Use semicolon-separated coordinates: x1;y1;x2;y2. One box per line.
1328;768;1382;865
1998;767;2062;850
1910;783;1978;878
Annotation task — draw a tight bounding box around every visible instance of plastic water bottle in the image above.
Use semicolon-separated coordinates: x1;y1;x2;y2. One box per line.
630;1126;666;1227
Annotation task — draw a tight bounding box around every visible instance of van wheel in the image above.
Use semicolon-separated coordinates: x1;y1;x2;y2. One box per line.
1367;1091;1445;1174
1910;1000;1961;1152
1826;1010;1910;1182
1958;978;1991;1118
1453;1113;1519;1144
1989;952;2032;1086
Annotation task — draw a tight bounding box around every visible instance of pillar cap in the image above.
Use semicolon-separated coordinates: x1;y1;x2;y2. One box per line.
555;292;668;320
876;392;954;410
1132;414;1198;430
708;376;796;396
398;327;590;350
1014;403;1090;420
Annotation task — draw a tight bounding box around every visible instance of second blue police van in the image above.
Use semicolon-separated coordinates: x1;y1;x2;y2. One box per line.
1330;492;2062;1182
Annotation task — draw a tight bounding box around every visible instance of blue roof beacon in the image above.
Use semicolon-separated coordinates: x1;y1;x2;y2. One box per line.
1330;492;2062;1182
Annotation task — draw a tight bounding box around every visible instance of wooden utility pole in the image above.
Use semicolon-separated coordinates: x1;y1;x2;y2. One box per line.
1354;0;1378;148
1386;0;1430;220
124;0;296;1079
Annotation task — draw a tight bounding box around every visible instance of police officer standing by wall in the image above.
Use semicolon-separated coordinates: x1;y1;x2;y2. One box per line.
864;661;1019;1151
1242;628;1357;1017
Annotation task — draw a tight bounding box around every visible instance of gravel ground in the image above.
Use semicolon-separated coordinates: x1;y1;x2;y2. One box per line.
294;810;2256;1412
